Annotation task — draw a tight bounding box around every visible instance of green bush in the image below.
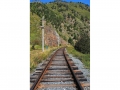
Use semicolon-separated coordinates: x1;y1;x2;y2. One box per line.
75;31;90;54
68;37;74;46
35;45;41;50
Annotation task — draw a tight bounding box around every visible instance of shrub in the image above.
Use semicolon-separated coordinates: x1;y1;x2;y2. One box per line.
75;32;90;54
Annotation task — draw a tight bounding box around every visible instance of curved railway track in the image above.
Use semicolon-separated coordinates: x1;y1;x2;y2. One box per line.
30;48;90;90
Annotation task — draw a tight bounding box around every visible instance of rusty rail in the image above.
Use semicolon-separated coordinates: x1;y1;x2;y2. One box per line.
30;48;61;90
63;48;84;90
30;47;88;90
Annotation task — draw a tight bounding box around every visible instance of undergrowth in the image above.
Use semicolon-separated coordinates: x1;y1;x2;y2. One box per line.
66;45;90;69
30;46;58;71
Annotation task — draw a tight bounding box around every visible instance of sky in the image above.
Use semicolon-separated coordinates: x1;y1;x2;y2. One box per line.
30;0;90;6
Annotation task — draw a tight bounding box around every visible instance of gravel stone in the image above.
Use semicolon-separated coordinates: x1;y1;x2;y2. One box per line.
69;54;90;82
38;87;77;90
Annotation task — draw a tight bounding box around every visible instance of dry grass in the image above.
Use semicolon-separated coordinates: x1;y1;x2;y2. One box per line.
30;47;58;71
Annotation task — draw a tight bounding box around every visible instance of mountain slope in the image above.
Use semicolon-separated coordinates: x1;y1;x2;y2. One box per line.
30;2;90;53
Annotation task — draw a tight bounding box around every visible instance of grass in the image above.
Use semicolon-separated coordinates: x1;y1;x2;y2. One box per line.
66;45;90;69
30;46;58;72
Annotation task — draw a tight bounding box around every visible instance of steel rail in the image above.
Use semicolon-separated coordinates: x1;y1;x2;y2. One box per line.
30;48;62;90
63;48;84;90
31;47;84;90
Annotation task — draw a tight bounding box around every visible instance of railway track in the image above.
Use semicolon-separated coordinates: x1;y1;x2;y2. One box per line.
30;48;90;90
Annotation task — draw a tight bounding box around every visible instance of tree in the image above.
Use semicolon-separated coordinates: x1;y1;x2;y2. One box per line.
73;34;77;40
75;32;90;54
68;37;74;45
68;13;70;18
81;15;84;21
74;22;77;27
59;28;62;32
63;36;67;41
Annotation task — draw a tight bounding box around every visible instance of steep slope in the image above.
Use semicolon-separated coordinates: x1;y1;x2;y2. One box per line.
46;2;90;44
30;11;67;49
30;2;90;53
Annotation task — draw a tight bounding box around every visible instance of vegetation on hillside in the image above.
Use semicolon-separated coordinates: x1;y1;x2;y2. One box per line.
30;1;90;71
30;12;41;49
30;1;90;54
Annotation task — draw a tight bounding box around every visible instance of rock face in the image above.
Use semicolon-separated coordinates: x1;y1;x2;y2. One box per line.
44;26;67;47
60;38;68;46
